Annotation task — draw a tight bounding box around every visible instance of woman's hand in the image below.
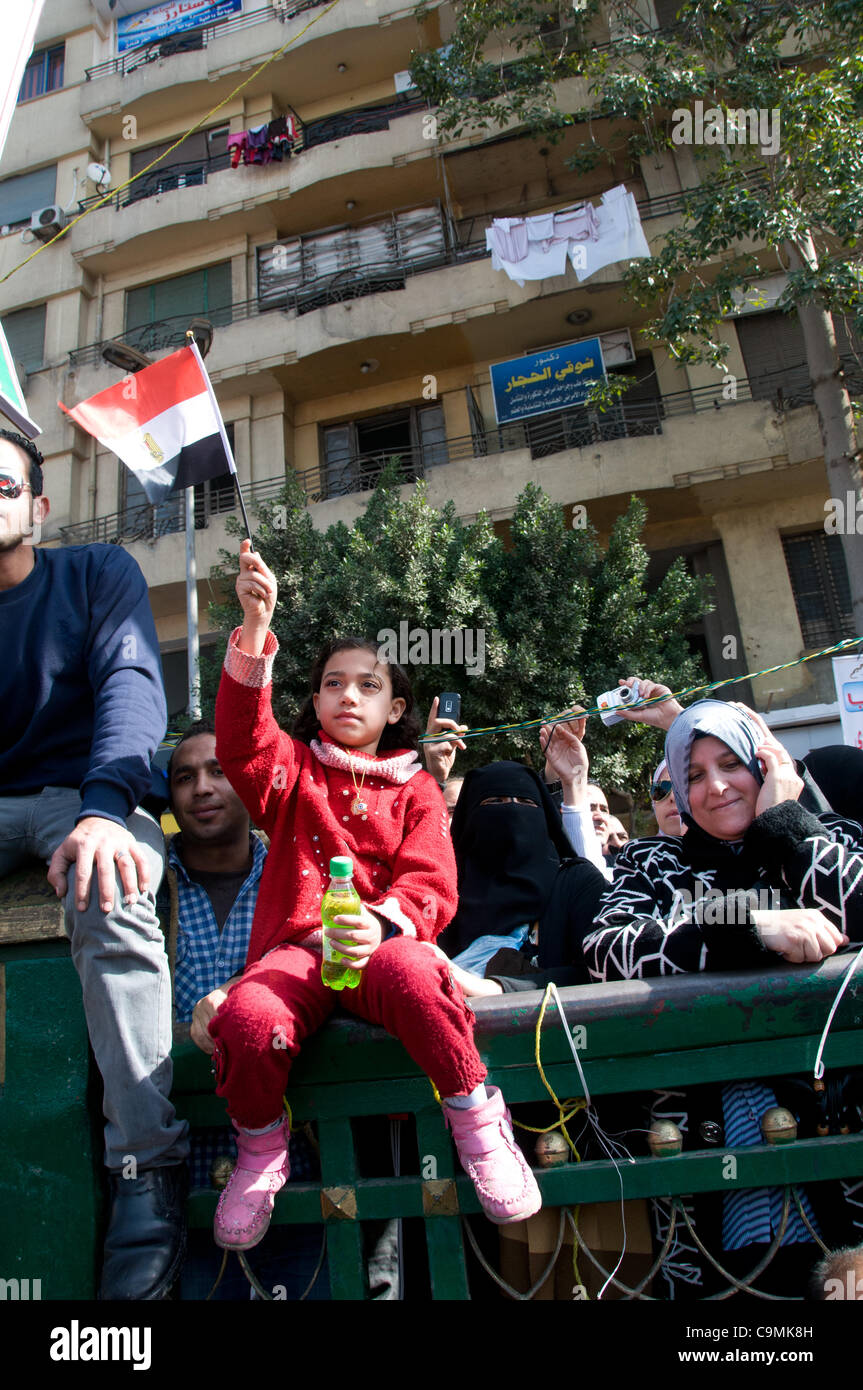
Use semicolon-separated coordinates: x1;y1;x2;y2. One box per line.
327;902;385;970
615;677;684;731
418;941;504;996
752;907;848;963
728;703;804;814
422;697;467;784
236;539;277;656
540;717;589;807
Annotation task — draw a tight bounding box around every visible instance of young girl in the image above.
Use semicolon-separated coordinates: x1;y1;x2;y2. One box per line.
208;540;541;1248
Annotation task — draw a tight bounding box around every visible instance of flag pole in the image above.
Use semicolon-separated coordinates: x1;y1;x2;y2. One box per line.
185;333;254;546
185;485;202;720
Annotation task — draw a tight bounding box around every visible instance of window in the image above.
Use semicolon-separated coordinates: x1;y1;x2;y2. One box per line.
258;207;447;311
127;127;229;204
782;530;854;648
321;405;447;498
2;303;46;373
124;263;233;352
0;166;57;229
737;310;863;405
18;45;64;103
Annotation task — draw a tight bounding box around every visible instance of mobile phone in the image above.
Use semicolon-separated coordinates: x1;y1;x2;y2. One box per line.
439;691;461;723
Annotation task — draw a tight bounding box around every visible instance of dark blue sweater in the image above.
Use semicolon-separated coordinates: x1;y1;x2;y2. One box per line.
0;544;167;825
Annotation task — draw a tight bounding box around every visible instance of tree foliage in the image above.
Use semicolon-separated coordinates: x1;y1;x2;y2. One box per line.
412;0;863;359
204;465;710;795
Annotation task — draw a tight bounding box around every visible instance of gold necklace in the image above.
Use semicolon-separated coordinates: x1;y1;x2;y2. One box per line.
348;755;369;816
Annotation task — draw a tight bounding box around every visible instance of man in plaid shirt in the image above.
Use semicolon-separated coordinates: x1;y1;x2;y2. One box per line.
160;722;322;1297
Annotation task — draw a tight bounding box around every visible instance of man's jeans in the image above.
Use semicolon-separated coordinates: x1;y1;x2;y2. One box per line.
0;787;189;1172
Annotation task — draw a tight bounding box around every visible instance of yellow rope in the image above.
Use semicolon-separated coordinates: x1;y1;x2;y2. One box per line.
0;0;344;286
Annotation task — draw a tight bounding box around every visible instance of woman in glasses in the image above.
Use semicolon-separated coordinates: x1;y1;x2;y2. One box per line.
650;761;685;837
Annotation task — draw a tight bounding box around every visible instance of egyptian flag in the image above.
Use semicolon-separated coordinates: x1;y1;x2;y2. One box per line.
59;341;237;505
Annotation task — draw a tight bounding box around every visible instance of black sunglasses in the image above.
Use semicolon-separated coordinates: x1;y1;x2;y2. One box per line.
0;474;32;499
651;779;673;802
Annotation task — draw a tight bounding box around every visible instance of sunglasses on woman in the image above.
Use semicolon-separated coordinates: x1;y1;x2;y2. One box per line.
0;474;32;499
651;779;673;802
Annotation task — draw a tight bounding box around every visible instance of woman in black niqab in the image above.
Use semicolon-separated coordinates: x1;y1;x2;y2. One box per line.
440;761;606;980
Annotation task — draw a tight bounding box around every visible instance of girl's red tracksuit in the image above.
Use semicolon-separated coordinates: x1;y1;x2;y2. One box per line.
209;630;486;1126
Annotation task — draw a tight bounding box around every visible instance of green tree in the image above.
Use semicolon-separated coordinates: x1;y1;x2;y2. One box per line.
205;465;709;795
410;0;863;633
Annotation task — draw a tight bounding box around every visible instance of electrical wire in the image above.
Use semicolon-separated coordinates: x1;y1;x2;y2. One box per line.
0;0;344;286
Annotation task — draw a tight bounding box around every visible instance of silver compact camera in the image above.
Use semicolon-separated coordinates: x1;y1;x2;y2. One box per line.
596;680;641;727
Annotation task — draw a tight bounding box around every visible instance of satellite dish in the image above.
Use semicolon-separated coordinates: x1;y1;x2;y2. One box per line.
86;162;112;191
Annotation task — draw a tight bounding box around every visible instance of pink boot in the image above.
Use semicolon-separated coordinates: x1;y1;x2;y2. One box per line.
214;1117;291;1250
444;1086;542;1225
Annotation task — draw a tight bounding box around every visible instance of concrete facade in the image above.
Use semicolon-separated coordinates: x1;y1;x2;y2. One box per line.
0;0;849;727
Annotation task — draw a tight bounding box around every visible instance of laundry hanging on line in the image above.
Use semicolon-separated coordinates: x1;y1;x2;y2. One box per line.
484;185;649;286
227;114;298;169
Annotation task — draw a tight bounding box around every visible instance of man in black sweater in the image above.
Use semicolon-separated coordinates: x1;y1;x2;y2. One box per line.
0;431;188;1300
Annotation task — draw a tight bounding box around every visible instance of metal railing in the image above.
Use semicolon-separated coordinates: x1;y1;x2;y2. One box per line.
84;1;330;82
67;243;489;368
58;359;862;546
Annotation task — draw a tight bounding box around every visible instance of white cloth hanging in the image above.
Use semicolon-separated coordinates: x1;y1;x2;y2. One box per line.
485;225;568;285
570;185;650;282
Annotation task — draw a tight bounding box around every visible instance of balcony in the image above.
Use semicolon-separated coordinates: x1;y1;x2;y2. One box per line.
58;380;759;549
79;0;429;138
67;239;490;369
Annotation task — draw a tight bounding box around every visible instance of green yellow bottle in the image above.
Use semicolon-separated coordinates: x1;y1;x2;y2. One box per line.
321;856;362;990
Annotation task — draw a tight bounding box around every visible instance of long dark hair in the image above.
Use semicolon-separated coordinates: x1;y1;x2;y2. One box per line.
292;636;420;752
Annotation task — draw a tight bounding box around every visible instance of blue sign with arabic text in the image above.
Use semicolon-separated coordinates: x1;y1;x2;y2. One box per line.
490;337;606;425
117;0;243;53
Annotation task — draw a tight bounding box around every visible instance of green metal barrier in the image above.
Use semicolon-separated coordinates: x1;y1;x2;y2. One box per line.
2;861;862;1300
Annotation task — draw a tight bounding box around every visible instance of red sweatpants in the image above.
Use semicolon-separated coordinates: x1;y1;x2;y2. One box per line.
208;937;488;1128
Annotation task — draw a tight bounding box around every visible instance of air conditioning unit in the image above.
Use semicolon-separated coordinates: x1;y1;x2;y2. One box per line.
30;205;67;243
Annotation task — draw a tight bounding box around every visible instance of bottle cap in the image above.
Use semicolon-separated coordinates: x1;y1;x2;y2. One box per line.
329;856;354;877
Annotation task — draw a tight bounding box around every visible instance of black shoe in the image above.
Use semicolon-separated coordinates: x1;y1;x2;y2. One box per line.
100;1162;189;1301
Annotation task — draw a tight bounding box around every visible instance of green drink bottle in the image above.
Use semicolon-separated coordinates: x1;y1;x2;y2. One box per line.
321;856;362;990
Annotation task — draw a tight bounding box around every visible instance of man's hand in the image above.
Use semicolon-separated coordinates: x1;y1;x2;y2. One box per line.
236;539;277;657
423;696;467;784
615;677;684;731
327;902;385;970
540;717;589;807
47;817;150;913
191;983;238;1054
752;908;848;963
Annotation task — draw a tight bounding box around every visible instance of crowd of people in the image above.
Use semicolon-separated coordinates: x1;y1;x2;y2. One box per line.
2;425;862;1302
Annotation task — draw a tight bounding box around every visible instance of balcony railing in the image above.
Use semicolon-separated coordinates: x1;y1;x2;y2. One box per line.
58;359;862;547
84;1;330;82
67;243;489;367
57;379;756;547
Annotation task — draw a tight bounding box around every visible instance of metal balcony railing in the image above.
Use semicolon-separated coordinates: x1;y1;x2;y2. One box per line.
57;359;862;547
67;243;489;368
84;1;330;82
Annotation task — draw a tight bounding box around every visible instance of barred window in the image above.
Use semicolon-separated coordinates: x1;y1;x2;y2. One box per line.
782;530;854;648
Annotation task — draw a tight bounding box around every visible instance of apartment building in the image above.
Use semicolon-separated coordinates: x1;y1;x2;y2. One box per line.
0;0;855;741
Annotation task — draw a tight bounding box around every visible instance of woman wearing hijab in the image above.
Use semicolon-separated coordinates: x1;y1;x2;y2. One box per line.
582;699;863;1297
438;761;606;986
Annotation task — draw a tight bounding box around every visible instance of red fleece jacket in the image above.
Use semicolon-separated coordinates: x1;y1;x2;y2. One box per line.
215;629;457;967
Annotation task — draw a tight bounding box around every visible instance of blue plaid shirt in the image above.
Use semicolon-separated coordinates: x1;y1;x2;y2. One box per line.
171;833;267;1023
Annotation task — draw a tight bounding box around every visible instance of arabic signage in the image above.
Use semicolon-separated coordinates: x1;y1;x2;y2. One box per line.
833;654;863;750
117;0;242;52
490;337;606;426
